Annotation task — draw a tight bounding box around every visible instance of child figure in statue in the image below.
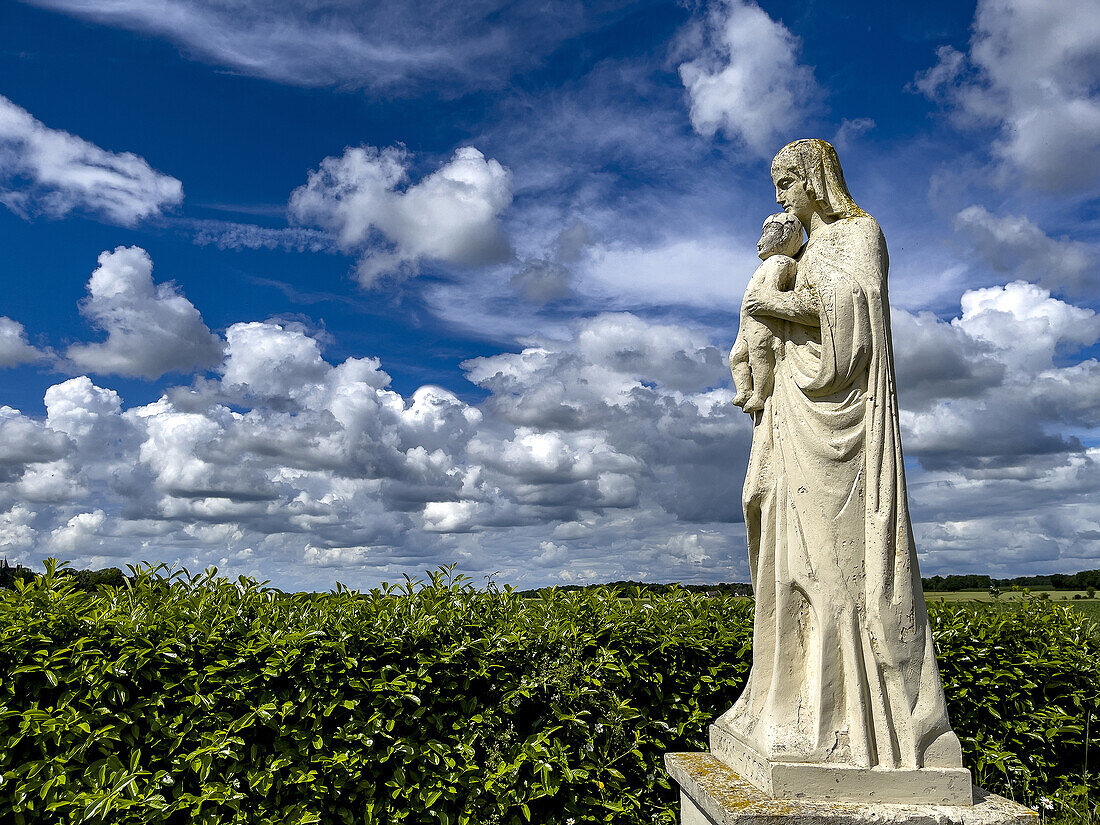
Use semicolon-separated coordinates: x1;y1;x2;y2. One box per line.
729;211;803;413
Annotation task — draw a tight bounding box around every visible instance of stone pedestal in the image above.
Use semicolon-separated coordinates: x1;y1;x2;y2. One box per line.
709;722;974;805
665;753;1037;825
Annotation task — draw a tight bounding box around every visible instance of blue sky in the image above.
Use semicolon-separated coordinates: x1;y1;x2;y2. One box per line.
0;0;1098;591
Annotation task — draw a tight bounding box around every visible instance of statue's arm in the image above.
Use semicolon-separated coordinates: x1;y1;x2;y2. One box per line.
742;284;819;327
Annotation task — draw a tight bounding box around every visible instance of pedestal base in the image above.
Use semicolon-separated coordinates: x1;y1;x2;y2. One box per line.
709;722;974;805
665;753;1036;825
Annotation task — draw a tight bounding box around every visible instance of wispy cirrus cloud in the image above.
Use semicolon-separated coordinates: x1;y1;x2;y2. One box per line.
189;219;336;254
0;94;182;225
22;0;644;96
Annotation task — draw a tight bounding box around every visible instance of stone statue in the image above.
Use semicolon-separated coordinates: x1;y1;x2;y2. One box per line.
730;211;803;414
711;139;972;804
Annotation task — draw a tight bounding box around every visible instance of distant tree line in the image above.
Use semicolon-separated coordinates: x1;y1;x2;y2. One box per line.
922;570;1100;592
0;560;127;591
1042;570;1100;590
516;580;753;598
922;574;994;592
3;561;1098;596
0;560;35;590
520;571;1100;598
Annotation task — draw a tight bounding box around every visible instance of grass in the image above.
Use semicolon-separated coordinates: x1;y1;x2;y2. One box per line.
929;589;1094;601
927;590;1100;622
1068;600;1100;622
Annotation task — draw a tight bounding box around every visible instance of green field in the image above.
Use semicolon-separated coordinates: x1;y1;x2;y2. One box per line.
926;590;1100;621
1069;599;1100;621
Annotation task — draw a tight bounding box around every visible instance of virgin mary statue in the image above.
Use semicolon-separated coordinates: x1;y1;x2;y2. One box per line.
711;140;971;803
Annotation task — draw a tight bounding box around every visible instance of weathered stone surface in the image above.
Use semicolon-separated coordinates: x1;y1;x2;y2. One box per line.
710;724;973;805
665;753;1036;825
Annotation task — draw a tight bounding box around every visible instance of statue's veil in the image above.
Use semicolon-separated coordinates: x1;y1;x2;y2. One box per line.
771;139;867;221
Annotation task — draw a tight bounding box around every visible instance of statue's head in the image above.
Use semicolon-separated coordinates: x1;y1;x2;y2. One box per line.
770;139;865;226
757;211;802;261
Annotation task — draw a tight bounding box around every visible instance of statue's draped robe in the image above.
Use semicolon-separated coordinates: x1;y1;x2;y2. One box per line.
719;216;963;770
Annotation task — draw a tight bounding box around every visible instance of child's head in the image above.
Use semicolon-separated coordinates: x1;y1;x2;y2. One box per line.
757;211;803;260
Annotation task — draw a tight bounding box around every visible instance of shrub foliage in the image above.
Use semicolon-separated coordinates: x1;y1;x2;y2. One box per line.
0;562;1096;824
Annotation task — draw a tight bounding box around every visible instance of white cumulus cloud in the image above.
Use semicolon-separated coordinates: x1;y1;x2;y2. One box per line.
0;504;37;556
955;281;1100;373
0;318;44;368
678;0;819;155
220;322;330;402
49;510;107;553
914;0;1100;191
890;308;1005;410
66;246;224;379
0;406;72;472
898;282;1100;473
0;298;1098;587
288;145;513;285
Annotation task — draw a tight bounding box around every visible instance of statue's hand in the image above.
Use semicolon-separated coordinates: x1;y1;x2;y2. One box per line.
741;289;766;316
771;257;797;292
743;286;818;326
730;341;752;409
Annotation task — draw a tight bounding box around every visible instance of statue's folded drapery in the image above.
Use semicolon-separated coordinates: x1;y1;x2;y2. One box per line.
718;214;964;771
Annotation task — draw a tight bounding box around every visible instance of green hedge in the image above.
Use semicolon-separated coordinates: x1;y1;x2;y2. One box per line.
933;597;1099;810
0;562;1096;824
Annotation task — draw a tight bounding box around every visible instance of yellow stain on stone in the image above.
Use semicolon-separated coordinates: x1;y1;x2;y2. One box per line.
664;753;1040;824
670;752;862;817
